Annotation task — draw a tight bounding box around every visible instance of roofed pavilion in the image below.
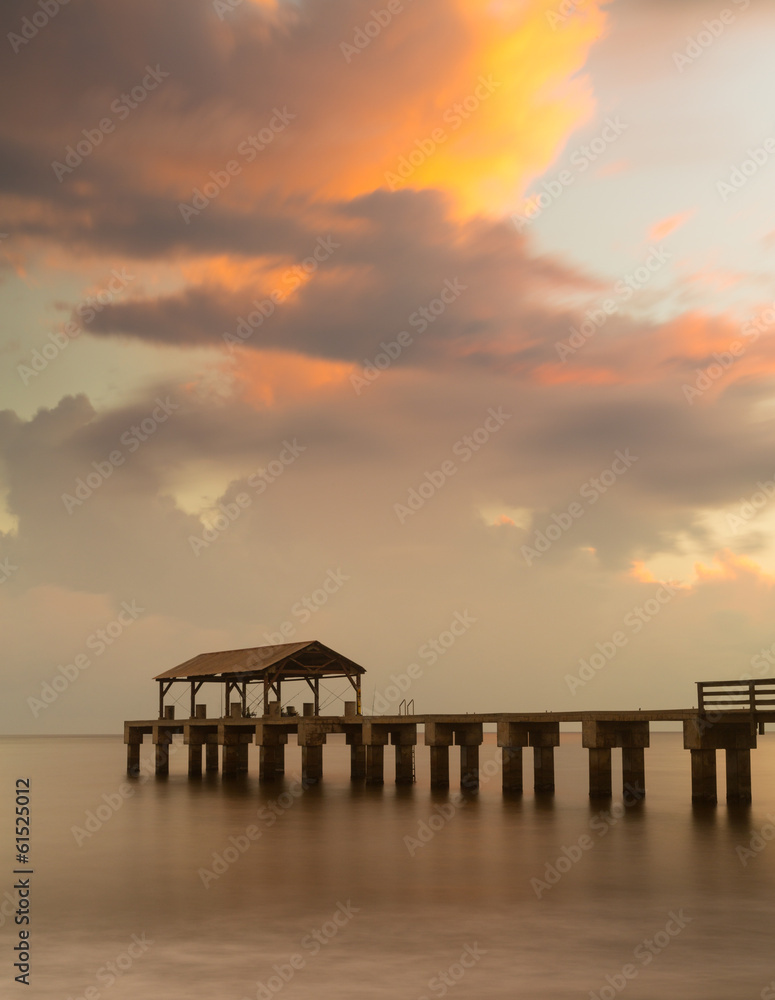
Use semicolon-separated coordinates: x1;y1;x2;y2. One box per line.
153;639;365;718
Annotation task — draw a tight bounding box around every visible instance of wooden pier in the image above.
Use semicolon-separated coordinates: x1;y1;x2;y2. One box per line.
123;643;775;804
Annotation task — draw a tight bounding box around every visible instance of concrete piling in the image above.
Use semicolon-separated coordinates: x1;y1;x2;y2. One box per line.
126;742;141;776
725;748;752;802
365;745;384;785
429;746;450;789
123;695;770;806
301;745;323;785
501;747;523;793
588;748;612;798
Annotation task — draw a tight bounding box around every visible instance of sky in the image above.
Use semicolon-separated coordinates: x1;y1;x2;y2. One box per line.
3;0;775;733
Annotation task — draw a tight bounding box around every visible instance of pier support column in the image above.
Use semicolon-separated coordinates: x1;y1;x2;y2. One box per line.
395;745;414;785
533;747;555;793
501;747;523;793
588;748;612;798
155;741;170;776
455;723;484;792
206;741;219;773
188;742;203;777
390;724;417;785
622;747;646;799
583;721;649;799
301;745;323;785
259;744;285;782
684;717;756;804
725;749;752;802
255;724;289;783
690;749;717;802
153;727;173;776
429;746;450;789
497;723;529;794
222;743;240;778
126;742;141;777
460;745;480;791
350;744;366;781
237;742;249;774
365;745;384;785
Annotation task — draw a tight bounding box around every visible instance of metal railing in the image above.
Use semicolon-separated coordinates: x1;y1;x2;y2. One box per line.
697;678;775;712
398;699;415;716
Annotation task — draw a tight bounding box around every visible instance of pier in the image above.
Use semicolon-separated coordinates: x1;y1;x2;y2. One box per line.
123;641;775;804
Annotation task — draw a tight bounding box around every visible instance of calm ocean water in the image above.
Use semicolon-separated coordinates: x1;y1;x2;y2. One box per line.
2;732;775;999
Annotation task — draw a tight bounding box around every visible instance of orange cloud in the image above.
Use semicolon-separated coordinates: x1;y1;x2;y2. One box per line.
648;210;694;243
693;549;775;585
220;348;357;408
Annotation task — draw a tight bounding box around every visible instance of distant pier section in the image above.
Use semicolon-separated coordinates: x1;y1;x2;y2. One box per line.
123;641;775;804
